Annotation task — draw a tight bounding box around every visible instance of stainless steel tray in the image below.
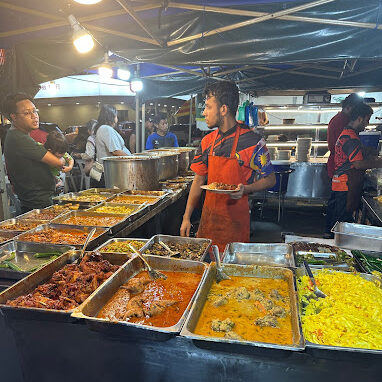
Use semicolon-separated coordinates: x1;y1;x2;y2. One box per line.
222;243;295;267
108;194;162;209
72;255;208;340
78;188;126;195
86;202;147;222
180;263;304;351
332;222;382;252
53;192;115;208
0;218;46;235
16;207;68;222
142;235;212;261
296;267;382;354
0;231;20;246
95;238;149;255
51;210;129;235
0;251;129;323
123;190;169;197
0;241;74;280
15;223;108;250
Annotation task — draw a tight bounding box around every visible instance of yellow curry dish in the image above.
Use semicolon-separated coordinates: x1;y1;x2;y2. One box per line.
297;269;382;350
194;276;295;346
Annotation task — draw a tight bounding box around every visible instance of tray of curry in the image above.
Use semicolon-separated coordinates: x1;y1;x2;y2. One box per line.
71;255;208;340
180;263;304;351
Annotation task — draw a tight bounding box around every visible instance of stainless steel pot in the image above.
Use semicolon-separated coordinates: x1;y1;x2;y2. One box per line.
102;156;160;190
152;147;197;174
141;151;179;180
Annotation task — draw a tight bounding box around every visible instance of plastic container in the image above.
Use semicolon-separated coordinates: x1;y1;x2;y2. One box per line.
268;160;291;192
359;131;381;150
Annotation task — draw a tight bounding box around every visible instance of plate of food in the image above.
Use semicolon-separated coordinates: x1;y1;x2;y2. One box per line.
200;182;239;194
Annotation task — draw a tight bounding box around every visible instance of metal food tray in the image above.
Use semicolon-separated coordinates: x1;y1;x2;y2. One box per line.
51;210;129;235
15;223;108;250
296;267;382;354
17;207;68;221
0;218;46;235
78;188;126;195
108;194;162;209
0;241;74;280
95;238;149;255
86;202;148;222
222;243;295;267
123;190;168;197
180;263;304;351
71;255;208;340
0;251;129;323
142;235;212;262
332;222;382;252
0;231;20;246
53;192;115;207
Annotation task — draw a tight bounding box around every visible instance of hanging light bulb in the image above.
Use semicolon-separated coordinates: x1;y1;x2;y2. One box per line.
130;76;143;92
117;68;131;81
68;15;94;54
98;52;113;79
73;0;102;4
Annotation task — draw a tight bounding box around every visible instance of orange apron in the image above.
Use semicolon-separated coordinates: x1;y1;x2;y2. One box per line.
197;126;250;251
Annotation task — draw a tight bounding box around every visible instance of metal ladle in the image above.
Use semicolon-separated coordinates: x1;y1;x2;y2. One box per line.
128;244;167;280
76;227;97;264
212;245;230;283
159;240;180;258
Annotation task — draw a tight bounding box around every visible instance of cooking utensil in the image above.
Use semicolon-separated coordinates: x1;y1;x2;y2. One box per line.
158;240;180;257
303;261;326;298
76;227;97;264
212;245;230;283
128;244;167;280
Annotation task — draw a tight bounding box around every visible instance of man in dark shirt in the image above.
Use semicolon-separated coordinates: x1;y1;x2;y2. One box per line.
3;93;65;212
145;113;179;149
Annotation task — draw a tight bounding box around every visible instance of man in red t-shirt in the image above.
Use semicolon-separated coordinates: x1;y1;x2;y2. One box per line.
327;93;363;178
325;103;382;237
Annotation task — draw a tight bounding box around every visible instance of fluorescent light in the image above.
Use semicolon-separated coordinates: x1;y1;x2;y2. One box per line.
47;103;52;106
76;102;80;105
263;125;328;130
117;68;131;81
130;77;143;92
264;108;341;113
73;0;102;4
266;142;328;147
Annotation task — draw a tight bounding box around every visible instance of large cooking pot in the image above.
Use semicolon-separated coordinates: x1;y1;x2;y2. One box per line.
137;151;179;180
151;147;197;174
102;156;159;190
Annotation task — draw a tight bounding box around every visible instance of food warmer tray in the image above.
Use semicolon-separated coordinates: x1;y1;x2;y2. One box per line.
0;218;46;235
95;238;149;255
51;210;129;235
78;188;126;195
108;194;162;210
0;241;74;280
0;250;129;323
15;223;108;250
0;231;20;246
295;267;382;354
180;263;304;351
123;190;169;197
222;243;295;268
17;207;69;221
142;235;212;262
53;192;115;208
332;222;382;252
71;255;208;341
86;202;148;222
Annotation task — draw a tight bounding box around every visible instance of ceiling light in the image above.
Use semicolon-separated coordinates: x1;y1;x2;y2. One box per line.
76;102;80;105
120;102;124;104
358;91;366;97
130;77;143;93
117;68;131;81
98;52;113;79
48;103;52;107
73;0;102;4
68;15;94;54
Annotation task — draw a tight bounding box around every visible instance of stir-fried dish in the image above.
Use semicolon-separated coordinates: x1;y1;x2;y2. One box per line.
100;240;146;254
297;269;382;349
0;220;44;231
23;210;65;221
92;205;137;215
111;195;160;205
194;276;294;345
61;215;124;227
208;182;238;190
144;241;209;260
6;253;119;310
97;270;202;327
61;194;111;203
20;228;102;245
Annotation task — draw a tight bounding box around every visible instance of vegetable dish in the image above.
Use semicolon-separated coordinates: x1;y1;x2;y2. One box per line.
61;215;125;227
144;241;209;260
100;240;146;254
111;195;160;205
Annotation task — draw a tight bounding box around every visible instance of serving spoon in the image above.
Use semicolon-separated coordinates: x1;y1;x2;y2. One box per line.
212;245;230;283
128;244;167;280
159;240;180;258
303;261;326;299
75;227;97;264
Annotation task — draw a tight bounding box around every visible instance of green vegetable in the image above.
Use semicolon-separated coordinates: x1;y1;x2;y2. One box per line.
33;252;61;259
0;263;9;268
4;261;23;272
352;250;382;273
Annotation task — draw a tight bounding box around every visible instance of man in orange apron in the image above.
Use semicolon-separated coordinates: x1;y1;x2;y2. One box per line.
180;81;276;252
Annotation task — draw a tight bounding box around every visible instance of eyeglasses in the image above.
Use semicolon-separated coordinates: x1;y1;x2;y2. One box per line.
15;109;39;118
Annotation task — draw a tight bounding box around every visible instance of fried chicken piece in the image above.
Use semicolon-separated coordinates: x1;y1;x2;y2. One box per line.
270;305;286;318
122;277;150;294
212;295;228;307
255;315;279;328
143;300;178;317
123;296;145;319
224;331;243;341
211;318;235;332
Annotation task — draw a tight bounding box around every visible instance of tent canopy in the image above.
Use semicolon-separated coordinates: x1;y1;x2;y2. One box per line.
1;0;382;99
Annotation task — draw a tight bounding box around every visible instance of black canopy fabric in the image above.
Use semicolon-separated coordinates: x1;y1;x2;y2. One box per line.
1;0;382;100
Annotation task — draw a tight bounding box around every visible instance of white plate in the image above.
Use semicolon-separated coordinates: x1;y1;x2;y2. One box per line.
200;185;239;194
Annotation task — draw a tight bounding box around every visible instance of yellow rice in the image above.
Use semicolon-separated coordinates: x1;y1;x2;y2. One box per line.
297;270;382;350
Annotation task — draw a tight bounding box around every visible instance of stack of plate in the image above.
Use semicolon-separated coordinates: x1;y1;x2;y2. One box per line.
296;137;312;162
277;150;291;160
